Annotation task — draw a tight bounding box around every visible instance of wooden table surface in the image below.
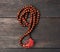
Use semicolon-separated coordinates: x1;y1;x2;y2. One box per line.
0;17;60;49
0;0;60;52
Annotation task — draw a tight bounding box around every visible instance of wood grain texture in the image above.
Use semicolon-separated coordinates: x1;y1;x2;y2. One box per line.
0;0;60;17
0;17;60;48
0;0;60;52
0;49;60;52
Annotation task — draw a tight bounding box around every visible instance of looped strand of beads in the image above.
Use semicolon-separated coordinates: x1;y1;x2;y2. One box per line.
17;5;40;48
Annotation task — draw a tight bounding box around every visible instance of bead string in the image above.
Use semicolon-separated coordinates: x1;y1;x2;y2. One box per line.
17;5;40;48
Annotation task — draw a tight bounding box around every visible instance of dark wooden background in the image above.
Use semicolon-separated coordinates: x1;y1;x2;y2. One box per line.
0;0;60;52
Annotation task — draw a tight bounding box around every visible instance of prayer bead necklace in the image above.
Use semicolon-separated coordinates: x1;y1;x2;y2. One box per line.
17;5;40;48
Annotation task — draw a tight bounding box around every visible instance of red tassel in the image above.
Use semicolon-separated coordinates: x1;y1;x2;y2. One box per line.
23;38;34;48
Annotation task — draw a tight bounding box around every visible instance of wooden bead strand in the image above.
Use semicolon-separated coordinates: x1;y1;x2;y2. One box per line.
17;5;40;48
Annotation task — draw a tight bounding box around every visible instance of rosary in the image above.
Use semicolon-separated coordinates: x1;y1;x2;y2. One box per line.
17;5;40;48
